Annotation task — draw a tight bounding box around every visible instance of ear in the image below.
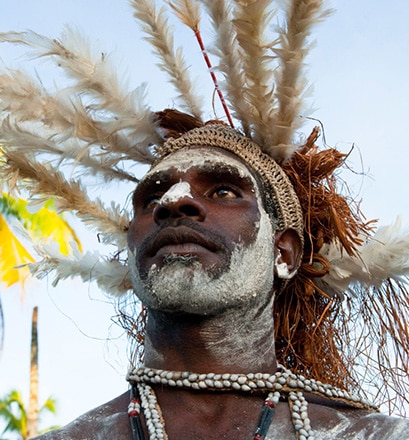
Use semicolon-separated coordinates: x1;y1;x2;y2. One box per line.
274;229;302;279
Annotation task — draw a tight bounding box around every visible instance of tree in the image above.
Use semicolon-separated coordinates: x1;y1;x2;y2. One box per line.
0;192;81;438
0;389;59;440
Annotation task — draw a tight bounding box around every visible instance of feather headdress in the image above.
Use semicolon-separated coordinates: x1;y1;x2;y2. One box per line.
0;0;408;416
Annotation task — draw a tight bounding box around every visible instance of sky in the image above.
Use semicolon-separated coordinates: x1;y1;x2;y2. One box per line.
1;0;409;435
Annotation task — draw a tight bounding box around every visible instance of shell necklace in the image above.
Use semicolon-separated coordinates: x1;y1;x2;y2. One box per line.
127;364;376;440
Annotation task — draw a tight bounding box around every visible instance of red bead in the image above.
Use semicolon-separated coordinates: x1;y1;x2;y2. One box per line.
253;435;263;440
265;400;276;409
128;410;140;417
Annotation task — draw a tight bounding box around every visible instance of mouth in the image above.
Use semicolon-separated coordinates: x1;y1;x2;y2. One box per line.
147;226;219;258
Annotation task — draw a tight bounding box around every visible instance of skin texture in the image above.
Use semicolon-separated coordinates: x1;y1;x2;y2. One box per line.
32;147;409;439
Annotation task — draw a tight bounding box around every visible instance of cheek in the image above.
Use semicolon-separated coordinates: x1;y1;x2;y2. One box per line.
127;216;150;252
226;202;262;246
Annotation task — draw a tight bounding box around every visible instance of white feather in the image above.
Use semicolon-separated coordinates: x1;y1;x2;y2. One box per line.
318;218;409;298
0;29;159;165
27;243;131;297
130;0;203;119
201;0;253;134
232;0;278;148
272;0;332;157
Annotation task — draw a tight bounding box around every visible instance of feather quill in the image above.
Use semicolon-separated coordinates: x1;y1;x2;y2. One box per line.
169;0;234;126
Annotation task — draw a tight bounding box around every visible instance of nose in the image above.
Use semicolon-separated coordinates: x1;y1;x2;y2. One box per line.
153;195;207;223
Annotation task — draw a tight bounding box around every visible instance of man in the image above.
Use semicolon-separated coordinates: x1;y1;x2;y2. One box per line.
32;124;409;439
1;0;409;438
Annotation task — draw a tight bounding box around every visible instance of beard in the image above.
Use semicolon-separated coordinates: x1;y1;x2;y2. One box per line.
128;209;275;316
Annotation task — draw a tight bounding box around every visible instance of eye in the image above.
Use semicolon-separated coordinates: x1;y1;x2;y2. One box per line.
210;186;239;199
143;194;162;210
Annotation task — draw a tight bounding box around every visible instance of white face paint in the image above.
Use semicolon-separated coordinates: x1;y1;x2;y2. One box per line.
144;148;252;178
128;148;277;315
159;181;192;205
128;208;275;314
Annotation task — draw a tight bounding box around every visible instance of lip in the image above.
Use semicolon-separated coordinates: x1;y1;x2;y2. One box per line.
147;226;219;257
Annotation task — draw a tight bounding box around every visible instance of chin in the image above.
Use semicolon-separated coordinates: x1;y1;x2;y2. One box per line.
128;256;229;315
127;209;276;316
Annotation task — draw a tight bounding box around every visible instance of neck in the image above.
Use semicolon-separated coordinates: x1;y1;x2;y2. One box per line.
143;294;277;374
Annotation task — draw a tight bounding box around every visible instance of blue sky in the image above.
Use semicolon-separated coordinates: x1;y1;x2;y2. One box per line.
1;0;409;432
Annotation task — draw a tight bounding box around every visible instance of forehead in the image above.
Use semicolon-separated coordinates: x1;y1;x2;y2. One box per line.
144;147;258;184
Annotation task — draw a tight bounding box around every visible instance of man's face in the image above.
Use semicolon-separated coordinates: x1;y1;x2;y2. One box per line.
127;147;276;314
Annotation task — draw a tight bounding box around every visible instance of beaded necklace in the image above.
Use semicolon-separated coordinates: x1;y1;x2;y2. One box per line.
127;365;377;440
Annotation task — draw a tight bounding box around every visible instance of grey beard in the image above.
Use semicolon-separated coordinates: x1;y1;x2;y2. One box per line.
127;207;276;316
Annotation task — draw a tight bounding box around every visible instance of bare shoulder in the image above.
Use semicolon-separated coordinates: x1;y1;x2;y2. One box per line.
308;402;409;440
32;392;131;440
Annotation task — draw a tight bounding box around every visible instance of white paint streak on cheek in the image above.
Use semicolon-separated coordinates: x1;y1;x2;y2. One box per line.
159;181;192;204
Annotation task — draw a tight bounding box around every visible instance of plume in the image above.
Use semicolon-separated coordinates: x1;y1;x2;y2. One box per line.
1;151;129;247
232;0;278;148
130;0;203;119
318;218;409;296
27;244;131;297
0;29;160;164
167;0;201;30
0;118;139;184
272;0;332;160
200;0;253;135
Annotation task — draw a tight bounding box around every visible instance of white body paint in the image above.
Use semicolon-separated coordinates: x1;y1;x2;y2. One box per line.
34;392;409;439
128;204;274;315
159;181;192;204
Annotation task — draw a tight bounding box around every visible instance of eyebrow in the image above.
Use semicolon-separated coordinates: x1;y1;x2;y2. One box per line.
194;162;255;186
132;162;256;206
